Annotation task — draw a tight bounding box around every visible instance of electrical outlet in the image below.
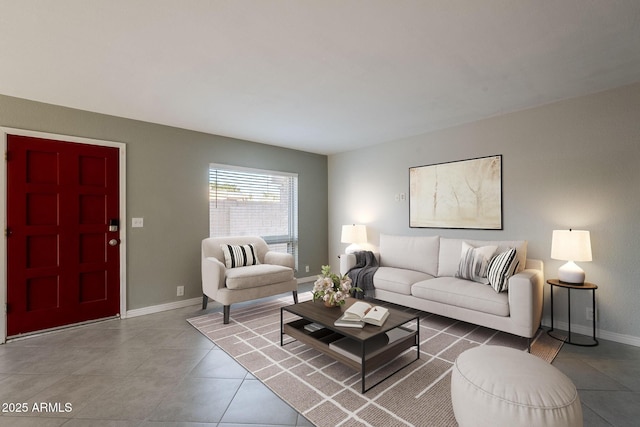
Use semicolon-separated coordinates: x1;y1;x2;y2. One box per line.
586;307;594;321
305;265;310;273
177;286;184;297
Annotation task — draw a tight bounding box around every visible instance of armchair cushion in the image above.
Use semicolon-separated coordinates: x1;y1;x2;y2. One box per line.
220;243;260;268
225;264;295;290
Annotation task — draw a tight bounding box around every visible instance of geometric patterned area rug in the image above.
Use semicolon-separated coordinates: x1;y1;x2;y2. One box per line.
188;294;563;427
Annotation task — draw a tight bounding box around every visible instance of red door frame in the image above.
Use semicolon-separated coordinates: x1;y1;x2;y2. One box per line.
1;127;127;342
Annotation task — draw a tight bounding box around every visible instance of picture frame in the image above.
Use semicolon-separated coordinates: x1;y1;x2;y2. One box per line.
409;155;502;229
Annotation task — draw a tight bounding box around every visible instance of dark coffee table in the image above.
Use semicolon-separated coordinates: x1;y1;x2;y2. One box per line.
280;299;420;393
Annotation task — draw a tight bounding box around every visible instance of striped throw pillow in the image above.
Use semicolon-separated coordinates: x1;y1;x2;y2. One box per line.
220;244;260;269
487;248;519;293
456;242;498;284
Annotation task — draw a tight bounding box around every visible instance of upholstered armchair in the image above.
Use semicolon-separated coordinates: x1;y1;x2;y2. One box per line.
201;236;298;323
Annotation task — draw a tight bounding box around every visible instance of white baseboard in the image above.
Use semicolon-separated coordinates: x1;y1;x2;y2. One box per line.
126;297;201;318
541;319;640;347
125;279;314;319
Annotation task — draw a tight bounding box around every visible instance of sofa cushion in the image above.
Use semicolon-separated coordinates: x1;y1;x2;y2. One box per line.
411;277;510;317
456;242;498;284
439;238;528;277
225;264;293;290
379;234;439;276
487;248;519;293
374;266;434;295
220;244;260;268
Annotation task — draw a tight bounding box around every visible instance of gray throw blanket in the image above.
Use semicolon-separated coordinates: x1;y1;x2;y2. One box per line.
347;250;379;299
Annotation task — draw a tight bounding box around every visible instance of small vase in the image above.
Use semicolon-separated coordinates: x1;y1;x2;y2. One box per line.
324;300;338;308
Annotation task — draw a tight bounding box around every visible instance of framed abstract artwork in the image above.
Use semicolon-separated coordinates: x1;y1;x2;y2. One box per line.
409;155;502;229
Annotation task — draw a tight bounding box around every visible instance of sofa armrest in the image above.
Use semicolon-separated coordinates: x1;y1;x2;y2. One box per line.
524;258;543;271
507;266;544;337
264;251;295;269
202;256;226;297
339;253;357;276
339;251;381;276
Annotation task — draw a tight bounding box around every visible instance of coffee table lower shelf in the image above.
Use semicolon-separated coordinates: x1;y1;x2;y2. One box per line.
281;317;419;393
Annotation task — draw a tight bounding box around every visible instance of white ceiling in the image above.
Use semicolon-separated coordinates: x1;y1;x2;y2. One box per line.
1;1;640;155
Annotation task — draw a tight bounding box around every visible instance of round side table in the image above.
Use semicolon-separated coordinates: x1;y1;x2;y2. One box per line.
547;279;598;346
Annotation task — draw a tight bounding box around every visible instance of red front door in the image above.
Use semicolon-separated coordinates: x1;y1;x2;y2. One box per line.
6;135;120;336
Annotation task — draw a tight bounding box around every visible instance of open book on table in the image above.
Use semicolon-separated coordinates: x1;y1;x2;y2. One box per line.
334;301;389;328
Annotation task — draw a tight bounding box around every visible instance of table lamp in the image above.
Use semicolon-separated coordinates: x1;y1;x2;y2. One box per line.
341;224;367;254
550;229;592;284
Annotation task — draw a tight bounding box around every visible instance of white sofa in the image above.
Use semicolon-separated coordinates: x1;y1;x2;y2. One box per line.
340;234;543;343
202;236;298;324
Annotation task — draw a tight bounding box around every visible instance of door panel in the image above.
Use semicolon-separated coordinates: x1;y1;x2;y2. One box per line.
7;134;120;336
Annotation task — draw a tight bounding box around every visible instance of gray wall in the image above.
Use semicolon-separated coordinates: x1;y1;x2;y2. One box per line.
328;82;640;344
0;95;328;310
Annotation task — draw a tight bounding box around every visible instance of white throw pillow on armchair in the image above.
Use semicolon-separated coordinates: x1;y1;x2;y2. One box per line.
220;243;260;269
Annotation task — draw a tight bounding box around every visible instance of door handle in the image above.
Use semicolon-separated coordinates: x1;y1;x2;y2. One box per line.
108;239;120;246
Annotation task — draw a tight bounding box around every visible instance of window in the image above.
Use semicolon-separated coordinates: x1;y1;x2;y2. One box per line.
209;164;299;270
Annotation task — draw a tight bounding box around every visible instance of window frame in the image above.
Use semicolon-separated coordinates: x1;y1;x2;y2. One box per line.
208;163;299;270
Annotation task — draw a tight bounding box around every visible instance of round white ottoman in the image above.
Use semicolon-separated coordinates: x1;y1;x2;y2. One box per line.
451;346;582;427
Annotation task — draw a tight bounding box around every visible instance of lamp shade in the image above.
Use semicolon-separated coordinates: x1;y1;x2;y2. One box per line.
341;224;367;244
341;224;367;254
551;230;592;262
551;229;592;284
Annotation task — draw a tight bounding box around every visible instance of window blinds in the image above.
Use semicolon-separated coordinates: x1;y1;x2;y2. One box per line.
209;164;299;269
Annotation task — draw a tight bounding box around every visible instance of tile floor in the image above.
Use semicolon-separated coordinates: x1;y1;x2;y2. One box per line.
553;336;640;426
0;290;639;426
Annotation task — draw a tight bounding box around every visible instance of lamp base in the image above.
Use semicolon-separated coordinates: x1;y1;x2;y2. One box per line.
558;261;585;284
345;243;363;254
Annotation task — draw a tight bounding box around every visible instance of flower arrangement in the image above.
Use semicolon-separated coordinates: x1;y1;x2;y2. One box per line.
312;265;358;306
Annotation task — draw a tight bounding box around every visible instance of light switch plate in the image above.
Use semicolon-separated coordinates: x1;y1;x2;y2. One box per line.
132;218;144;228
